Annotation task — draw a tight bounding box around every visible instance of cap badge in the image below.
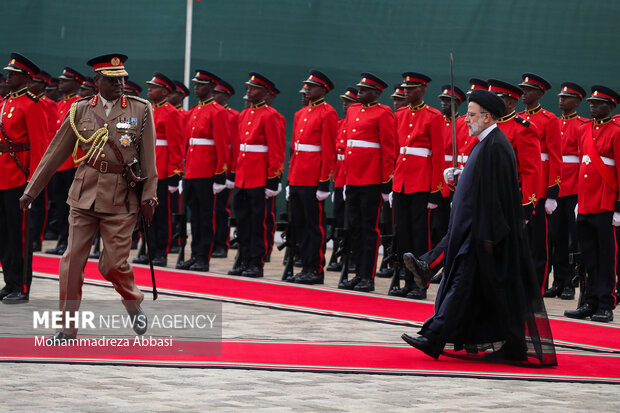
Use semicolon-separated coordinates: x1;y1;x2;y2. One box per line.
361;78;367;83
525;77;529;82
594;91;598;96
111;57;120;66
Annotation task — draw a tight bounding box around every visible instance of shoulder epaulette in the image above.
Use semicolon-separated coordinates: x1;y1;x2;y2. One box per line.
577;116;589;124
514;116;530;127
611;118;620;128
540;109;557;119
378;103;393;112
126;95;150;105
26;91;39;102
425;105;441;115
395;105;408;113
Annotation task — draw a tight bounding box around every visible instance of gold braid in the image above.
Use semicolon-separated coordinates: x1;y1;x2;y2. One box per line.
69;101;109;163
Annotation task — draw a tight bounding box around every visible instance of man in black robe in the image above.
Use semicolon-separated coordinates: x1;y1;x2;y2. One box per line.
402;90;557;366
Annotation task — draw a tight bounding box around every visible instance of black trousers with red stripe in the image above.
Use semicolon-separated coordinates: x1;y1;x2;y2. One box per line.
213;188;232;252
332;187;345;232
185;177;215;261
577;212;617;311
0;185;32;294
346;185;382;281
233;186;267;267
265;196;276;257
549;194;578;289
393;191;431;281
430;195;451;249
290;186;326;273
169;188;180;248
527;200;550;289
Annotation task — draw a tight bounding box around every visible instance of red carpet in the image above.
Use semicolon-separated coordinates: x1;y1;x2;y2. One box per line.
1;336;619;383
30;254;620;353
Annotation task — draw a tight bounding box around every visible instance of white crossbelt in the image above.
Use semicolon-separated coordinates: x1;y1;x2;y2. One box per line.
337;154;345;161
562;155;580;163
399;147;431;157
445;154;469;163
294;142;321;152
189;138;215;146
582;154;616;166
155;139;168;146
347;139;381;149
540;152;549;161
240;143;268;153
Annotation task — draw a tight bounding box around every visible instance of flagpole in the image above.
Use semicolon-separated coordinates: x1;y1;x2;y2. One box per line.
183;0;193;110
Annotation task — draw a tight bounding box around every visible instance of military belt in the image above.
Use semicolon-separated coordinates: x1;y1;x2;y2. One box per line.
0;142;30;153
86;158;127;174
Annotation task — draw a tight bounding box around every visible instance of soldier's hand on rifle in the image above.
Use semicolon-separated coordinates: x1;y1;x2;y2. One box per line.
19;193;33;210
316;190;330;201
443;167;463;186
141;199;157;226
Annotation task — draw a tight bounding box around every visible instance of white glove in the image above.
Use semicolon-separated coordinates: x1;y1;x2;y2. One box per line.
381;193;390;202
574;203;578;220
316;190;330;201
545;198;558;215
285;185;290;201
178;179;183;194
213;183;226;194
265;183;282;199
168;185;178;193
613;212;620;227
388;191;393;208
225;179;235;189
343;185;347;201
443;167;463;185
427;202;438;210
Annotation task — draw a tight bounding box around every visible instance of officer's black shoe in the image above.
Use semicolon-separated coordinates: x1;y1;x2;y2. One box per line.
189;258;209;272
227;263;247;276
591;309;614;323
430;272;443;284
564;303;596;319
211;248;228;259
45;244;67;255
46;332;77;346
326;261;342;272
406;286;427;300
543;285;562;298
401;334;443;359
375;267;393;278
169;245;180;254
388;285;412;297
338;275;361;290
126;306;148;335
353;278;374;292
283;272;298;283
295;271;324;285
132;254;149;265
560;286;575;300
484;343;527;362
152;256;168;267
89;251;101;259
241;266;263;278
32;240;42;252
0;288;11;300
2;291;29;304
403;253;432;289
176;256;197;270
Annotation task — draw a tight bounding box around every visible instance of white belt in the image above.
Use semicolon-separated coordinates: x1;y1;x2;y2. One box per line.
347;139;381;149
337;154;345;161
294;142;321;152
190;138;215;146
240;143;268;153
445;154;468;163
563;155;579;164
155;139;168;146
541;152;549;161
399;147;431;157
582;154;615;166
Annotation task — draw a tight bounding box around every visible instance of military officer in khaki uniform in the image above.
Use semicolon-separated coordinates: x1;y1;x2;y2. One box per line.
19;54;158;342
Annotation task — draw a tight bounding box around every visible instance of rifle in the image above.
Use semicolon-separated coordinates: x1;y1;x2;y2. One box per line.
277;206;296;281
569;251;587;308
171;179;188;267
337;206;351;286
387;213;403;293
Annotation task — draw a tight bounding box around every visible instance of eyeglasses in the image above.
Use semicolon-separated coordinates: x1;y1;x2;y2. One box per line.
465;111;488;118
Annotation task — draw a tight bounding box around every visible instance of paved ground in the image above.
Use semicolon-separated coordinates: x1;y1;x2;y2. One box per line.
1;238;618;411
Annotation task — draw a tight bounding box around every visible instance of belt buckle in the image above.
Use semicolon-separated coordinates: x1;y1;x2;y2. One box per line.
294;141;300;151
347;140;353;148
583;155;591;165
242;143;247;152
100;160;108;173
189;138;194;145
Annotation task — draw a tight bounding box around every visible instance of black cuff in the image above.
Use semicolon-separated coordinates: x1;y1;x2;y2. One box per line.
168;174;180;187
214;172;226;185
266;177;280;191
615;201;620;213
546;184;559;200
381;179;392;194
428;191;442;205
317;180;330;192
523;203;534;220
227;172;235;182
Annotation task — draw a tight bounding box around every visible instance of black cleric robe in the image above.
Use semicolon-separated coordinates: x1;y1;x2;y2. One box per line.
419;125;557;366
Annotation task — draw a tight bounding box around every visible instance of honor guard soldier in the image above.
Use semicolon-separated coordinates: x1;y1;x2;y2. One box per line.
124;79;142;97
286;70;337;284
488;79;543;220
546;82;588;300
326;86;358;272
467;78;488;94
0;53;48;303
177;70;229;271
391;84;407;110
389;72;444;299
169;80;190;111
228;73;285;277
133;72;184;267
518;73;562;290
45;77;62;102
212;79;238;258
45;66;86;256
20;53;158;339
79;77;97;98
339;73;395;292
564;86;620;323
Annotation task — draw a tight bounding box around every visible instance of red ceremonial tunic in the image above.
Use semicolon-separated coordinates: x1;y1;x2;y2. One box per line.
440;114;470;196
152;100;184;179
223;105;239;178
55;94;81;171
333;118;347;189
559;113;589;197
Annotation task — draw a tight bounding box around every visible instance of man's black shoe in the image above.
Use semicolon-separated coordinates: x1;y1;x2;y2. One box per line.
211;248;228;259
338;275;361;290
375;267;393;278
406;286;427;300
152;256;168;267
132;254;149;264
176;256;197;270
403;253;432;289
543;285;562;298
326;262;342;272
591;309;614;323
46;332;77;346
388;285;412;297
484;344;527;362
560;286;575;300
2;291;29;304
189;258;209;272
126;306;148;335
564;303;596;319
32;240;42;252
401;334;442;359
241;266;263;278
45;244;67;255
0;288;11;300
294;271;324;285
353;278;374;292
227;263;247;276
